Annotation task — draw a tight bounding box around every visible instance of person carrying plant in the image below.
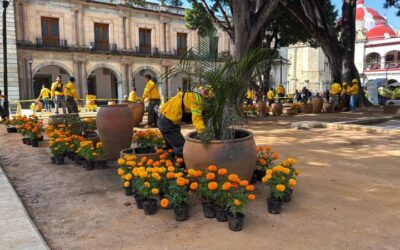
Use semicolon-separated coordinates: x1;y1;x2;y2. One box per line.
128;87;138;102
329;82;342;111
142;74;160;128
64;77;79;113
267;88;275;106
51;76;67;115
157;91;205;159
349;79;359;113
246;87;254;105
37;85;51;112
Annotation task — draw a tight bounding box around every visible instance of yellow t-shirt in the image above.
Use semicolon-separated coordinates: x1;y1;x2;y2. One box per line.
143;80;160;100
267;90;275;100
277;85;284;94
40;88;51;99
349;84;359;95
330;83;342;95
64;81;78;99
246;90;254;99
128;91;137;102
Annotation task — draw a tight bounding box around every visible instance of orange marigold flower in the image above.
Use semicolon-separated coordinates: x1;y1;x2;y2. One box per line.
217;168;228;176
147;159;154;166
176;158;184;163
166;172;175;179
208;182;218;190
207;165;217;172
156;148;164;154
176;177;186;186
231;182;239;188
160;198;169;208
257;146;264;152
194;170;203;177
206;172;216;180
234;199;241;206
248;194;256;200
190;182;199;190
228;174;239;182
239;180;249;187
140;156;148;163
151;188;160;195
262;153;269;160
276;184;286;192
272;153;280;160
222;182;231;191
259;159;267;165
246;185;255;191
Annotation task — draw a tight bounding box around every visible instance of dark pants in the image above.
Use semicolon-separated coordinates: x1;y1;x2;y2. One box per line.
268;99;274;106
158;115;185;157
148;99;161;126
0;104;4;119
66;96;79;113
246;99;253;105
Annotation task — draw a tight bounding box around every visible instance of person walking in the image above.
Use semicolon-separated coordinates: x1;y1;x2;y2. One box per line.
329;82;342;111
349;79;359;113
276;84;285;103
37;85;51;112
51;76;67;114
64;77;79;113
142;74;161;128
158;91;205;158
128;87;138;102
246;87;254;105
267;88;275;106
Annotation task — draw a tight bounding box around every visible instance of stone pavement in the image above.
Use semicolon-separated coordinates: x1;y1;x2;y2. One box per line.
0;167;48;250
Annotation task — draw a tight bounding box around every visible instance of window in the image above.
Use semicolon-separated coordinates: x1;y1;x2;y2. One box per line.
177;33;187;56
94;23;109;50
139;28;152;54
41;17;60;47
209;36;219;59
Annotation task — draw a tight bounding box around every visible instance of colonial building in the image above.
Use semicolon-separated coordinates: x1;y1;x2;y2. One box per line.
12;0;231;101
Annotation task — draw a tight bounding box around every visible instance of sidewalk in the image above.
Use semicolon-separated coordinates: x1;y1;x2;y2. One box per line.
0;167;48;250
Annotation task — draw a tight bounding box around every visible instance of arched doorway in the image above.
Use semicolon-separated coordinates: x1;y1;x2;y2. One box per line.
32;65;71;98
365;52;381;70
169;73;190;96
132;68;159;96
385;50;400;69
87;67;122;103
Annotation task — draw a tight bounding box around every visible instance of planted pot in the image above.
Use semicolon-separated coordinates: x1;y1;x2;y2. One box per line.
22;138;28;144
267;198;282;214
174;203;189;221
124;187;133;196
55;155;65;165
48;114;81;133
26;138;32;145
84;160;95;171
215;206;228;222
120;148;159;162
271;103;283;116
228;213;244;232
142;198;158;215
283;188;293;202
202;202;216;218
323;102;333;113
250;169;264;184
75;156;83;165
31;139;39;147
96;160;107;169
123;101;145;127
184;130;256;181
257;101;268;117
38;135;44;141
312;97;323;113
51;156;56;164
97;105;133;160
301;103;313;114
7;127;18;133
69;152;76;161
134;193;144;209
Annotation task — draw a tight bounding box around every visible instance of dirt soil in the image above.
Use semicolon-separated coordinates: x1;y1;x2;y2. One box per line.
1;115;400;249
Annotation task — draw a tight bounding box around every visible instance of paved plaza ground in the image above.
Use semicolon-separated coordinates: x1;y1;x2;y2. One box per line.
1;112;400;249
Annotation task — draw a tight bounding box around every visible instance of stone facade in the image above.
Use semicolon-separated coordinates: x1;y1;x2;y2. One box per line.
14;0;231;100
0;0;20;101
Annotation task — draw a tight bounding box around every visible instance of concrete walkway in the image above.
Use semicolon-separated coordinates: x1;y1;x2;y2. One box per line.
0;167;48;250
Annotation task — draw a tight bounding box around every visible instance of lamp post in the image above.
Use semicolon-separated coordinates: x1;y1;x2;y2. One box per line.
28;58;33;97
385;65;389;83
280;57;283;86
2;0;10;117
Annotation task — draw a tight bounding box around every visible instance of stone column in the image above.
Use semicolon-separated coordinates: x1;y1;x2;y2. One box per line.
122;16;127;50
81;61;88;97
380;55;386;69
78;9;84;46
126;17;131;50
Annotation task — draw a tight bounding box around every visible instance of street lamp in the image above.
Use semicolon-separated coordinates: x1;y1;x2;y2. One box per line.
2;0;10;117
28;58;33;97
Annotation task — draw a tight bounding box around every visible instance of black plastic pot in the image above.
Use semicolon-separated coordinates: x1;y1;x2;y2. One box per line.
124;186;133;196
22;138;27;144
55;155;65;165
283;189;293;203
38;136;44;141
26;138;32;145
69;152;76;161
85;160;95;171
228;212;245;232
7;127;18;133
134;194;144;209
142;198;158;216
267;198;283;214
216;206;228;222
96;160;107;169
250;169;264;184
174;203;189;221
51;156;56;164
75;156;82;165
31;139;39;147
202;202;216;218
134;146;156;154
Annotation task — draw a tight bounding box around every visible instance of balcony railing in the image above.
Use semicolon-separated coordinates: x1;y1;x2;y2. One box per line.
365;63;381;70
365;61;400;70
385;61;400;69
36;38;68;49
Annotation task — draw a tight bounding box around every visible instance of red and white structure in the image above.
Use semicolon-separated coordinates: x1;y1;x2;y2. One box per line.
354;0;400;84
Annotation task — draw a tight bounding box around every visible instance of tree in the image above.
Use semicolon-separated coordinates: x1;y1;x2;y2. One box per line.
384;0;400;16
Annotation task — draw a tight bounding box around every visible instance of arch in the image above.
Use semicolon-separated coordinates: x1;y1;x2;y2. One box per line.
32;61;73;77
132;66;161;96
384;50;400;57
32;63;72;98
132;65;161;79
365;52;381;70
86;63;122;83
384;50;400;69
86;64;123;101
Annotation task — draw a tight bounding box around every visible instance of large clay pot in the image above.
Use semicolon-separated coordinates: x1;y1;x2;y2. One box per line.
183;129;256;181
312;97;323;113
96;105;133;160
271;103;283;116
124;102;145;127
257;101;268;117
323;102;334;113
301;103;313;114
120;148;159;161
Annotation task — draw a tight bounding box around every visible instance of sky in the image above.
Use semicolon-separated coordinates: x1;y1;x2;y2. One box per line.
149;0;400;29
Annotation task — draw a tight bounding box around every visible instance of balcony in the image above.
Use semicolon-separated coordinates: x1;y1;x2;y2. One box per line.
385;61;400;69
36;38;68;49
365;63;381;70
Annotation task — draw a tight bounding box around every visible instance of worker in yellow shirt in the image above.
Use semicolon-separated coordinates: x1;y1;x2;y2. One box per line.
158;91;205;158
329;82;342;111
340;82;349;111
142;74;161;128
349;79;359;113
51;75;67;114
246;87;254;105
267;88;275;106
37;84;51;112
128;87;138;102
177;87;182;95
64;77;79;113
276;84;285;103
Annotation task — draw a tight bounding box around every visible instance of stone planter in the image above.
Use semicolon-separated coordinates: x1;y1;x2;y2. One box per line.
301;103;313;113
123;101;145;127
96;105;133;160
271;103;283;116
183;129;256;181
312;97;323;113
323;102;334;113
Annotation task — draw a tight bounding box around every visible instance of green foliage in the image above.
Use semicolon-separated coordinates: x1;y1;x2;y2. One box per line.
384;0;400;16
165;182;189;208
380;87;400;99
185;1;215;36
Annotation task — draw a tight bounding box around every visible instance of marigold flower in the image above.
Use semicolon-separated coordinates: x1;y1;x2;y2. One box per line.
276;184;286;192
166;172;175;179
234;199;241;206
287;158;297;165
160;198;169;208
248;194;256;200
289;178;297;188
206;172;216;180
190;182;198;190
188;169;196;176
239;180;249;187
217;168;228;176
272;153;280;160
176;177;186;186
147;159;154;166
168;166;175;172
194;170;203;177
156;148;164;154
283;168;290;175
228;174;239;182
140;156;148;163
266;169;273;175
257;146;264;152
139;171;148;179
144;182;151;188
295;170;301;176
123;181;130;188
151;188;160;195
208;182;218;190
117;158;126;165
207;165;217;172
117;168;124;176
176;158;184;163
231;182;239;188
222;182;231;191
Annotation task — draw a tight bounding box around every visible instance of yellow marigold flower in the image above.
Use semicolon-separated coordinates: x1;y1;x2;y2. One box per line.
283;168;290;174
208;182;218;191
289;178;297;188
287;158;297;165
152;173;160;179
295;170;301;176
133;168;140;176
234;199;241;206
144;182;151;188
168;166;175;172
188;169;196;176
117;158;126;165
266;169;273;175
123;181;130;188
117;168;124;176
139;171;148;179
151;188;159;195
160;198;169;208
125;173;132;181
159;167;166;173
147;167;154;173
276;184;286;192
175;172;183;178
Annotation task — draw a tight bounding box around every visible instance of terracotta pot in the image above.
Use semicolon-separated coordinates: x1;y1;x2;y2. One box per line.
312;97;323;113
120;148;159;161
301;103;313;114
271;103;283;116
323;102;333;113
123;101;145;127
96;105;133;160
286;108;298;116
257;101;267;117
183;129;256;181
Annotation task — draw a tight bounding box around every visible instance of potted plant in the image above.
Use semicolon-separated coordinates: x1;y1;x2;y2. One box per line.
2;118;18;133
94;142;107;169
281;158;300;202
120;129;165;160
77;141;96;171
196;166;220;219
28;124;43;147
250;146;280;184
49;137;69;165
117;158;135;196
162;176;191;221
